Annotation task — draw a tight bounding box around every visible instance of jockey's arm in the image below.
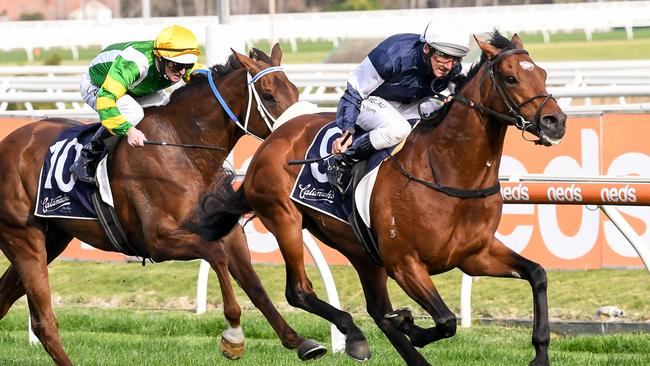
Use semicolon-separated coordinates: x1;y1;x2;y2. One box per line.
96;56;141;136
333;53;395;154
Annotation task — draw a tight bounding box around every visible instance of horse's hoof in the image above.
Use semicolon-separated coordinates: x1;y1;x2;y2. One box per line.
384;306;414;330
297;339;327;361
220;336;245;360
345;339;371;362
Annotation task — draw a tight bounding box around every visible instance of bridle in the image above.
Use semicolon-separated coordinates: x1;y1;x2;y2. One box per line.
447;48;555;144
195;65;284;140
396;48;557;198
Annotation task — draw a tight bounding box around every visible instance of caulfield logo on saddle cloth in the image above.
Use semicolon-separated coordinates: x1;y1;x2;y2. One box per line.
290;121;389;223
35;124;100;219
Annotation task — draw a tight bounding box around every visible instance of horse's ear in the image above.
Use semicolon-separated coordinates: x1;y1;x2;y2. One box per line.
474;35;499;59
271;43;282;66
511;33;524;49
231;48;256;71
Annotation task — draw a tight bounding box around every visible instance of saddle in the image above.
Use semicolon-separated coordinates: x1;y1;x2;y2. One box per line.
91;136;143;258
347;159;383;266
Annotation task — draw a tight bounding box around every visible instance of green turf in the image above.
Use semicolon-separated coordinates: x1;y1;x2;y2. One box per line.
2;257;648;322
1;306;649;365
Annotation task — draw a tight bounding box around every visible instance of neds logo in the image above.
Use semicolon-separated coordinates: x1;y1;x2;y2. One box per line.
600;185;637;203
547;184;583;202
501;184;530;201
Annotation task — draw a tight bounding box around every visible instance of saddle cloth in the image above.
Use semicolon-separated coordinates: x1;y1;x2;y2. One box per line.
34;124;113;219
290;121;391;224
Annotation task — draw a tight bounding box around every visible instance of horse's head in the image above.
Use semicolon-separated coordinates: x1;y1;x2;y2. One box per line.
476;33;566;146
231;44;300;138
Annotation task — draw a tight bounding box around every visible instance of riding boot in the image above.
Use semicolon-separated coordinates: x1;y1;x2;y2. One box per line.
328;133;377;195
69;126;111;184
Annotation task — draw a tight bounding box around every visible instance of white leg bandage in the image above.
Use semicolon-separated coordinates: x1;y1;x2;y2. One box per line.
222;325;244;344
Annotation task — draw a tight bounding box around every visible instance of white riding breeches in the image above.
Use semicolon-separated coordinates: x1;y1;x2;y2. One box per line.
355;96;418;150
80;72;170;127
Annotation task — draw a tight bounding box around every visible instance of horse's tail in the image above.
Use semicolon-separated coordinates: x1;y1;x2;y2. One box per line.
184;169;253;242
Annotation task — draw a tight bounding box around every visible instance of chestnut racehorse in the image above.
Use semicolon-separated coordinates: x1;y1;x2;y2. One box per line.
0;45;325;365
206;33;566;365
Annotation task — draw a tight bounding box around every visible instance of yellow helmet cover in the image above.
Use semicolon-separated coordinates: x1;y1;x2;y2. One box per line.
154;25;200;64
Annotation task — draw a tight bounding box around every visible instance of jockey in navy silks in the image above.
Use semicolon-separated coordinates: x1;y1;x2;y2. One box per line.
329;22;471;193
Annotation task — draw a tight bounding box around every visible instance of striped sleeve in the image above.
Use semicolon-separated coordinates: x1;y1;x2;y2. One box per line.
96;49;146;135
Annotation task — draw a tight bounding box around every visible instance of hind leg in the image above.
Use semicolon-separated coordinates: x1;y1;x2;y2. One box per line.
221;226;326;360
459;237;549;366
351;257;432;366
0;224;72;366
0;225;72;318
257;211;371;362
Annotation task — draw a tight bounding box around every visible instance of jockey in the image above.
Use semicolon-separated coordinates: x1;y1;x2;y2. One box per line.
329;22;470;194
70;24;202;184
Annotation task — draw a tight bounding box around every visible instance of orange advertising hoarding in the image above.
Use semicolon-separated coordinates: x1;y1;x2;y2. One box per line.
1;115;648;269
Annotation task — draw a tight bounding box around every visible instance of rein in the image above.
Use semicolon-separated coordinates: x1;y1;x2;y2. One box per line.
392;148;500;199
194;66;285;140
398;48;551;198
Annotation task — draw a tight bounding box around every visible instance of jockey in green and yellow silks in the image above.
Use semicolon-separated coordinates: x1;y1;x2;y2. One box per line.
70;24;202;184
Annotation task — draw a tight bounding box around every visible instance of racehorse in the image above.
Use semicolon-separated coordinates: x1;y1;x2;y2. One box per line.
205;33;566;365
0;44;326;365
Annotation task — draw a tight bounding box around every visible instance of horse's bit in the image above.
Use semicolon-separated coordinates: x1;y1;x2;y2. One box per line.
196;66;285;140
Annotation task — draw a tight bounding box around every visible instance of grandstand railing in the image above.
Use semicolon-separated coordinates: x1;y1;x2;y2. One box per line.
2;61;650;116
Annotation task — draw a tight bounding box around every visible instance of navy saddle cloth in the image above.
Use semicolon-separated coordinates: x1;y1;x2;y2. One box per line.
34;123;102;219
290;121;391;223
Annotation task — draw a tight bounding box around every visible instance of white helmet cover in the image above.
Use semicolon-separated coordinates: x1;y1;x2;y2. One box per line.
420;21;470;58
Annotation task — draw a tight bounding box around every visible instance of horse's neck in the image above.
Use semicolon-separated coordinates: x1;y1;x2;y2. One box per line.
144;70;249;181
404;67;507;189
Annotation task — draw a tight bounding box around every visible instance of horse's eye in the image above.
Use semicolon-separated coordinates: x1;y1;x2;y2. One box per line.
262;92;276;103
504;76;518;85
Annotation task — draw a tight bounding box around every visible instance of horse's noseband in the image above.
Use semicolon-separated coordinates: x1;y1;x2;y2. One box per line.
487;48;555;135
197;66;286;140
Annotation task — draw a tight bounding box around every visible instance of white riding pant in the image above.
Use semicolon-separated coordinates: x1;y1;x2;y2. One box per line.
80;72;170;127
356;96;419;150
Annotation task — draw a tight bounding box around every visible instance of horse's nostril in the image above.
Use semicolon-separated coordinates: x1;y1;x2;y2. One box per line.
541;115;559;129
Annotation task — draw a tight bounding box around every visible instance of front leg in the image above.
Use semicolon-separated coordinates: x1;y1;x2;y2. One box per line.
460;237;550;366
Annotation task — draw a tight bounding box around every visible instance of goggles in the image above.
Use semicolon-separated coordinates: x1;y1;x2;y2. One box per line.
165;60;194;73
432;50;462;65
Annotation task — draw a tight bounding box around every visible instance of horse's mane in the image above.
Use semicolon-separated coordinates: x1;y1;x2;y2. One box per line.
418;30;515;130
169;48;272;101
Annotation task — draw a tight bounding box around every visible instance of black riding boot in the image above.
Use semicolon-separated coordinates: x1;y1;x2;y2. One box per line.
328;134;377;195
69;126;111;184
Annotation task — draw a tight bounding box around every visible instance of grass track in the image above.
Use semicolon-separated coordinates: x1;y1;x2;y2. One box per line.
1;306;650;366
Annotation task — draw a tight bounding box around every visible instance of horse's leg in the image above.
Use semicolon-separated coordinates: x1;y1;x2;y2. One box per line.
388;260;458;348
0;225;71;318
257;213;371;362
197;239;247;360
460;238;549;366
350;258;431;366
221;227;326;360
0;224;72;366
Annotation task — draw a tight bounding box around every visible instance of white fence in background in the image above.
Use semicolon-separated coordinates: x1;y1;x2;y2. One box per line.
2;1;650;60
2;61;650;117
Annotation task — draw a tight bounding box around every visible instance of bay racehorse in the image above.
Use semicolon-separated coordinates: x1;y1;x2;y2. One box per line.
0;44;326;365
205;33;566;365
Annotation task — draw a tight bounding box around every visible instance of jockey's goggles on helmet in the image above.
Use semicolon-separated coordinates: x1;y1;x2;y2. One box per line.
165;59;194;73
432;49;462;65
